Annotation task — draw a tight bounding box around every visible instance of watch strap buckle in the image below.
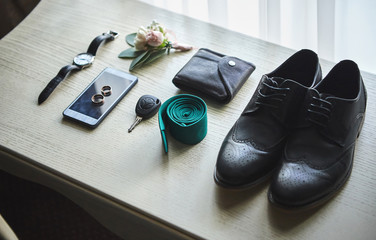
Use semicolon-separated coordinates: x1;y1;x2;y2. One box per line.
106;30;119;39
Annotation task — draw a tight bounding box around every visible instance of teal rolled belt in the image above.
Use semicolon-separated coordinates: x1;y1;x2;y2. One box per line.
158;94;208;153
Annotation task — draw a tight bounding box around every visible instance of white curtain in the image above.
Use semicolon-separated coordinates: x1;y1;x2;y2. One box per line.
139;0;375;74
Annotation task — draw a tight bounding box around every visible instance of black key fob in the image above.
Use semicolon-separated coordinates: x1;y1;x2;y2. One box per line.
135;95;161;119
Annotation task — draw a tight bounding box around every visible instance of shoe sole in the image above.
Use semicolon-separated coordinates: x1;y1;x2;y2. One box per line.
213;166;275;190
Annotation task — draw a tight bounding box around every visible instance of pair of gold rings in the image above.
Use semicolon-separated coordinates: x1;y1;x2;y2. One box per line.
91;85;112;105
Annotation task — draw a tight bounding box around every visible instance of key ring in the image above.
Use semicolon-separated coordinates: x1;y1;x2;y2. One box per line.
101;85;112;96
91;93;104;105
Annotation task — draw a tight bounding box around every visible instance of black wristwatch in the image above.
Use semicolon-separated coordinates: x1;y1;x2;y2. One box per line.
38;30;119;104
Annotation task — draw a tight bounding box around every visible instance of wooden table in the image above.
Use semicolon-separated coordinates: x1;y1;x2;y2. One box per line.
1;0;375;239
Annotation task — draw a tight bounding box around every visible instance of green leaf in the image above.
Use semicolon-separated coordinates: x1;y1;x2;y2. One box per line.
118;48;145;58
129;51;151;71
126;33;137;47
143;49;166;65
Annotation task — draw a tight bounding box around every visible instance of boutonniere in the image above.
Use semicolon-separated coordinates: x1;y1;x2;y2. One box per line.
118;20;192;70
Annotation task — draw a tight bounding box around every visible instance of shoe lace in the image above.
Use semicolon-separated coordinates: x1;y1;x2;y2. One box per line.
255;77;290;109
307;96;332;128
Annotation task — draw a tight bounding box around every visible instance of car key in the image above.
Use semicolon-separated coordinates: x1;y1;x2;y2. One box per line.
128;95;161;133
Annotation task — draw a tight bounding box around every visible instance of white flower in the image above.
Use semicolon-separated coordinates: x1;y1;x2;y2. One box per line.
149;20;166;34
134;26;148;51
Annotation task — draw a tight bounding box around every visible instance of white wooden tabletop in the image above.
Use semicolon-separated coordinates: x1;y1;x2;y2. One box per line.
0;0;375;239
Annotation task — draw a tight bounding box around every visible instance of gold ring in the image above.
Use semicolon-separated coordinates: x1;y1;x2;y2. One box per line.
91;93;104;105
101;85;112;96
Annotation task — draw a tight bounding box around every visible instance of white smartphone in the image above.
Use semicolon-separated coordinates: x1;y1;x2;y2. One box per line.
63;67;138;128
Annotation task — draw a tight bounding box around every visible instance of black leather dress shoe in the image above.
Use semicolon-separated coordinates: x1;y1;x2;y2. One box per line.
214;49;322;188
268;60;367;209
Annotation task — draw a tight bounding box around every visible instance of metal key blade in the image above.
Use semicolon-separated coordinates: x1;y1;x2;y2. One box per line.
128;116;143;133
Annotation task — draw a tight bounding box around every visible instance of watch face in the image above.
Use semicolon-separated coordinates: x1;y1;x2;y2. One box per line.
73;53;94;67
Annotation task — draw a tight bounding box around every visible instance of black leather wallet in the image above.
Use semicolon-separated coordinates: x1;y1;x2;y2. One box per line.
172;48;256;103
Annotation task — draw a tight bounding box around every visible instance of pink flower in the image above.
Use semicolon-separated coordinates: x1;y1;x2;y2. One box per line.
146;31;164;47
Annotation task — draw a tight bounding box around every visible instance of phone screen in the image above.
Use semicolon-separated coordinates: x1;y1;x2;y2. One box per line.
63;67;137;127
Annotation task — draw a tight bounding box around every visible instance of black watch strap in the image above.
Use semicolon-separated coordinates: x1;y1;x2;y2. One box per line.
87;31;118;56
38;31;118;104
38;64;80;104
